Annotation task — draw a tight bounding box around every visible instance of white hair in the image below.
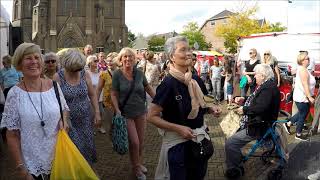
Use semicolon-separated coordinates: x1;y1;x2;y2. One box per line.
254;64;274;80
164;36;189;61
59;49;86;72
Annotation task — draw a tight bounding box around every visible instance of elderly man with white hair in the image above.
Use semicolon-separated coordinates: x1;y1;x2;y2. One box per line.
224;64;281;179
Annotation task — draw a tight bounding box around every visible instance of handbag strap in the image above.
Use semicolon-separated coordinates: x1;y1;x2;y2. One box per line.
168;74;186;126
119;69;137;111
53;81;64;124
107;69;113;78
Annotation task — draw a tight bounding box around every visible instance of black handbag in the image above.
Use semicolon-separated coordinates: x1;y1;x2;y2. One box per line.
190;138;214;160
172;74;214;160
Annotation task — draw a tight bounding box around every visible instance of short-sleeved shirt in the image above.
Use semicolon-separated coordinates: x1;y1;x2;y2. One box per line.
0;67;23;89
152;74;208;129
200;60;210;74
210;66;223;79
100;70;113;109
112;68;148;118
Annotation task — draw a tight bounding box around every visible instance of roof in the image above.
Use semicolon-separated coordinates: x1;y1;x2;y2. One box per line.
257;18;265;27
200;10;235;30
209;10;235;21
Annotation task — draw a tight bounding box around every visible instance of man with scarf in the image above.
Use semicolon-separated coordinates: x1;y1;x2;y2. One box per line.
147;36;222;180
224;64;281;179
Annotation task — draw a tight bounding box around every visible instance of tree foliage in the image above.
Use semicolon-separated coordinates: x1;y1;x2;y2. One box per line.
148;36;165;52
128;30;136;48
214;7;286;54
180;22;211;50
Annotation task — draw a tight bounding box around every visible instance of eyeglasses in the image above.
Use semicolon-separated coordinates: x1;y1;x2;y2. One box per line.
45;60;56;64
94;60;99;63
264;53;270;56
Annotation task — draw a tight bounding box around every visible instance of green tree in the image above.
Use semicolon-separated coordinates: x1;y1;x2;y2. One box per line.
147;36;165;52
180;22;210;50
269;22;287;32
128;30;136;48
214;7;286;54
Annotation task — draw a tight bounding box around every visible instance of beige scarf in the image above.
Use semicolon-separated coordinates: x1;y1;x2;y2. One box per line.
169;64;207;119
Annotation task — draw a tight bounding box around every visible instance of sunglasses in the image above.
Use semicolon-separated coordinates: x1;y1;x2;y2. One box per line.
45;60;56;64
304;58;310;61
264;53;270;56
73;68;83;72
93;60;99;63
249;52;253;55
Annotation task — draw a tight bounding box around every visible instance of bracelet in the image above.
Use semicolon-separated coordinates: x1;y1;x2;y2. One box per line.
15;163;24;170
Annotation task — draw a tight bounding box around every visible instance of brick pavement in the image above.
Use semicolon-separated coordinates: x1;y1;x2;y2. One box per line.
0;104;315;180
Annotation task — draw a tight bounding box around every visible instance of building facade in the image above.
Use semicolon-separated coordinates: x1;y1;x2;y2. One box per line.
12;0;127;53
0;4;10;64
200;10;235;53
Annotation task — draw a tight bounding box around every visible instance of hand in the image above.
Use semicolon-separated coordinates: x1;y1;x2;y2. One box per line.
94;112;102;127
247;76;252;83
175;125;195;140
236;107;243;115
115;109;122;116
209;106;222;117
59;119;69;132
16;167;34;180
277;82;280;87
308;96;315;104
235;97;245;105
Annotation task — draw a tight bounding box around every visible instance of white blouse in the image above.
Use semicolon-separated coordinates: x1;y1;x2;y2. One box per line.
0;85;69;176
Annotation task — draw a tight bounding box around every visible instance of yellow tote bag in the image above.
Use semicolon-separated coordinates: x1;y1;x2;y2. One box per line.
50;130;99;180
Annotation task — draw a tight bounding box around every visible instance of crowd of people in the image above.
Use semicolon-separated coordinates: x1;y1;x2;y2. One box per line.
0;35;319;180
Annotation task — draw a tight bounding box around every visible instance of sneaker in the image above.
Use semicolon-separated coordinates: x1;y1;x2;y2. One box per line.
98;127;107;134
303;124;309;131
295;134;308;141
140;165;148;173
282;123;291;135
136;172;146;180
308;171;320;180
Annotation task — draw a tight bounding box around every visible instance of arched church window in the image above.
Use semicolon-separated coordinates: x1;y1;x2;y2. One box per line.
105;0;114;17
14;0;21;20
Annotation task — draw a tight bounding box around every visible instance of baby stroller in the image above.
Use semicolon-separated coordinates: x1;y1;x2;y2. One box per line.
242;110;291;180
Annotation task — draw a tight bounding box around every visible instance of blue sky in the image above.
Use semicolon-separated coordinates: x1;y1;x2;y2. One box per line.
2;0;320;36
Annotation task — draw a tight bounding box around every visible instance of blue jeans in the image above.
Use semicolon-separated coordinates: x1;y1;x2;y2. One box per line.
290;102;310;134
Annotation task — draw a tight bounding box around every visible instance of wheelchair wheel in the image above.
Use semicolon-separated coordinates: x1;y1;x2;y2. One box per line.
267;169;282;180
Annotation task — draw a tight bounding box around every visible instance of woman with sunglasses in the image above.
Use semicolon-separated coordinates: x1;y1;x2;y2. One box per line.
43;52;59;79
262;50;280;87
283;52;316;141
241;48;260;97
53;49;101;166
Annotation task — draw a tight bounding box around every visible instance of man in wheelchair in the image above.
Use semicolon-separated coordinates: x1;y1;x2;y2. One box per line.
225;64;281;179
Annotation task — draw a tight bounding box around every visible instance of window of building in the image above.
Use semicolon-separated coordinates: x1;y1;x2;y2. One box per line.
223;19;227;24
58;0;81;16
105;0;114;17
211;21;215;26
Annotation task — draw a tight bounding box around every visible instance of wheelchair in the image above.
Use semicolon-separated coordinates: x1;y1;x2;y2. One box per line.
242;110;291;180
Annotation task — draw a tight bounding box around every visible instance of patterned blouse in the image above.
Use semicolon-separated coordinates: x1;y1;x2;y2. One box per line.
100;70;113;109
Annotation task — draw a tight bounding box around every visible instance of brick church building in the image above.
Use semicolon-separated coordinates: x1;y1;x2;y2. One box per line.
11;0;127;53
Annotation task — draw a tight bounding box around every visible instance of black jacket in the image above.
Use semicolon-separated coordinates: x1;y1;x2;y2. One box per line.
243;80;280;137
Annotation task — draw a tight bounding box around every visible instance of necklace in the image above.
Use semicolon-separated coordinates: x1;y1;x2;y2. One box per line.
23;80;45;127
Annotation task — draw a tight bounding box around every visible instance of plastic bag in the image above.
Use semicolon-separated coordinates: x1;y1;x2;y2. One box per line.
50;130;99;180
112;114;129;155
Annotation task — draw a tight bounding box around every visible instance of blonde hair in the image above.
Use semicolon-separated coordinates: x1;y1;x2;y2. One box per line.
297;51;308;65
2;55;12;64
86;55;98;67
13;43;43;71
59;49;86;72
117;47;136;64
